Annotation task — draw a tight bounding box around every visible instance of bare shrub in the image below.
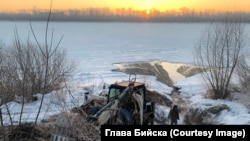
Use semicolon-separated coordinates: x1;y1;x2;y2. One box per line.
0;1;77;140
194;21;246;99
50;112;100;141
2;29;75;103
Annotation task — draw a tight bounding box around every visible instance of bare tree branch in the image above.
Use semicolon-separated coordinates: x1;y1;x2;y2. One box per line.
195;21;246;99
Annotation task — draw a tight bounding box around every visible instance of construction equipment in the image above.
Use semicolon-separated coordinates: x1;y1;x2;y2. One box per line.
79;73;155;126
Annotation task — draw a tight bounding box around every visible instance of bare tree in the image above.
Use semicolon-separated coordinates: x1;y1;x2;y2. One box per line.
0;1;76;140
28;0;76;126
194;21;246;99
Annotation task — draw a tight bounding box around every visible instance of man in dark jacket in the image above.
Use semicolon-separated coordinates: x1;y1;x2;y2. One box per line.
168;105;180;125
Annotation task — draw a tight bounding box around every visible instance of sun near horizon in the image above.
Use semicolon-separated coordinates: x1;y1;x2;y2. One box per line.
1;0;250;13
146;9;151;15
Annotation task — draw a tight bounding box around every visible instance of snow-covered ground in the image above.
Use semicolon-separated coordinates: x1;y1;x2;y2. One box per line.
2;60;250;125
1;21;250;125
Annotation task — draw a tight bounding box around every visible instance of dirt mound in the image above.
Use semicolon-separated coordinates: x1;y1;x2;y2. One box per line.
50;112;101;141
3;112;101;141
6;123;51;141
113;61;202;87
176;65;202;77
184;104;230;125
113;61;173;86
147;89;172;107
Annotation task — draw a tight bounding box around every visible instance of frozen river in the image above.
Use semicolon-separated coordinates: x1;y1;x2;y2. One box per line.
1;21;250;80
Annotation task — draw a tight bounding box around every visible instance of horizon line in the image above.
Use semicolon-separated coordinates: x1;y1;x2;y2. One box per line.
1;7;250;14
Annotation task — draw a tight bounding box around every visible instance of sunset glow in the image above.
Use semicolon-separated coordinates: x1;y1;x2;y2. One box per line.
0;0;249;13
146;9;151;15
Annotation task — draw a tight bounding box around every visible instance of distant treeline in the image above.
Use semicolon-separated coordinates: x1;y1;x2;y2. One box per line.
1;8;250;23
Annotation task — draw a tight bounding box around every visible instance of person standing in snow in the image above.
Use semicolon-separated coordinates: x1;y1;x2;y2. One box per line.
168;105;180;125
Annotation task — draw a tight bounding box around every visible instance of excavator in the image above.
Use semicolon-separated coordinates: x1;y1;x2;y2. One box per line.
77;73;155;126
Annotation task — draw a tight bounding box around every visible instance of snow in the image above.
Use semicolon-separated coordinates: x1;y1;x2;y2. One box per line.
1;21;250;126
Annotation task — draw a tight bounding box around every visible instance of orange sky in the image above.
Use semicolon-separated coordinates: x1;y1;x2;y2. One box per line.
0;0;249;12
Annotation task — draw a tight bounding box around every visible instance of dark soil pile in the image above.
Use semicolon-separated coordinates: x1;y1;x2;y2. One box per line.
6;123;51;141
146;89;172;107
